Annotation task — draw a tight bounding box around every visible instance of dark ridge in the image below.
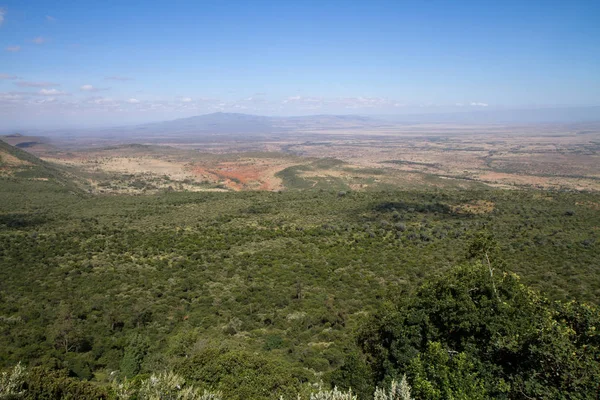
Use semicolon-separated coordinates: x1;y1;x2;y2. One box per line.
15;141;41;148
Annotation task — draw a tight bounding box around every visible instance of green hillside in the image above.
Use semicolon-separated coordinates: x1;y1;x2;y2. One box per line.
0;139;79;191
1;177;599;398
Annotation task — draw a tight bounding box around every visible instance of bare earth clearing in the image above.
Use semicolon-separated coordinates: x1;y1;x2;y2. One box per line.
40;148;302;193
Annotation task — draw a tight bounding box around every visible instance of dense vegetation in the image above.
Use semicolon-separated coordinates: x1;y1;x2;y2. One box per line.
1;142;600;398
358;262;600;399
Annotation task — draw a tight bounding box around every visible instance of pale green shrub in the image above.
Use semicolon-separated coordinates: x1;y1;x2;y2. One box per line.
111;376;135;400
310;386;357;400
374;376;412;400
138;371;221;400
0;362;26;399
280;385;357;400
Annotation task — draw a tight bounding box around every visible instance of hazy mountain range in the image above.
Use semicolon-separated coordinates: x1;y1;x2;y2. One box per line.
3;106;599;139
128;112;388;135
100;106;600;135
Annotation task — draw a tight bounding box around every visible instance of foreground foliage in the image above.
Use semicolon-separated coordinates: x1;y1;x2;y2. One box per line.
0;362;26;399
359;263;600;399
1;367;408;400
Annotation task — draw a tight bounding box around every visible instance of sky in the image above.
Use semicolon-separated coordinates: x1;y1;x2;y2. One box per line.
1;0;599;128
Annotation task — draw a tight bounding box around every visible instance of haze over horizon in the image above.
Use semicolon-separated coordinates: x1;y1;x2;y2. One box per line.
1;0;599;128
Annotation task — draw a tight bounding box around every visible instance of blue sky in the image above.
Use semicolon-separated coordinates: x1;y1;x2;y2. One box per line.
1;0;599;127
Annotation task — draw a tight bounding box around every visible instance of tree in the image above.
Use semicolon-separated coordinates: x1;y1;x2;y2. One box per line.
47;303;87;353
120;334;149;378
329;351;373;399
406;343;486;400
359;263;600;399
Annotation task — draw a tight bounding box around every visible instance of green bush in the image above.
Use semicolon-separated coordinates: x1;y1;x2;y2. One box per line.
23;366;108;400
359;263;600;398
177;348;312;400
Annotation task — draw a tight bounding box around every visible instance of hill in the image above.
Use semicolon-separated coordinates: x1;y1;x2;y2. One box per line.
0;134;55;153
135;112;389;134
75;112;392;142
134;112;276;136
0;139;79;191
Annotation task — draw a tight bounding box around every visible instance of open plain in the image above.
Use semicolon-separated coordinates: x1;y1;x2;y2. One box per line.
5;119;599;193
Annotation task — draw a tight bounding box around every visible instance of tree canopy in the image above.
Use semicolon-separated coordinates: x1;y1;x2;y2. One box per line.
359;263;600;399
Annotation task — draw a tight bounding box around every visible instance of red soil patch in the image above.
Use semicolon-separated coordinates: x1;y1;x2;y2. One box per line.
213;163;262;184
188;160;286;191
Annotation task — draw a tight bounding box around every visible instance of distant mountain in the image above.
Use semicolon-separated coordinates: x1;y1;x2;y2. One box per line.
95;112;390;140
26;107;600;142
136;112;388;134
134;112;275;135
124;108;600;136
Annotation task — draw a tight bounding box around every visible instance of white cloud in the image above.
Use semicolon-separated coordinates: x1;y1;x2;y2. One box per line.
0;91;495;120
470;102;488;107
0;92;24;101
46;15;56;23
281;96;397;110
282;95;303;103
339;96;390;108
5;46;20;52
16;81;59;88
0;8;6;26
280;96;324;110
240;96;269;105
0;73;17;80
80;84;109;92
39;88;66;96
3;90;68;98
105;75;134;81
32;37;47;44
84;96;119;107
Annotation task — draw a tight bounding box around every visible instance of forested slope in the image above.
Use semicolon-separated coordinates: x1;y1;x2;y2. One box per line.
1;149;599;398
0;139;77;191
